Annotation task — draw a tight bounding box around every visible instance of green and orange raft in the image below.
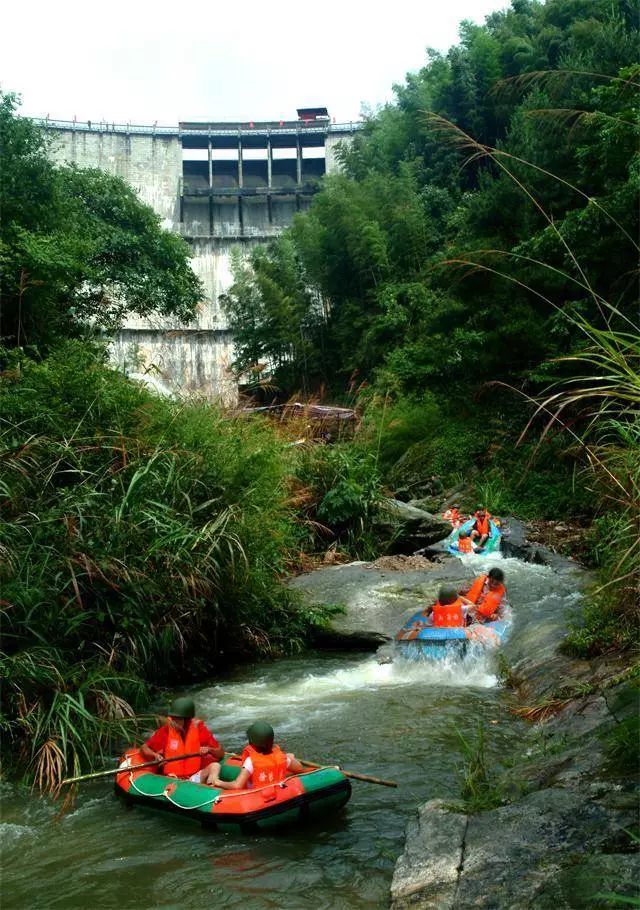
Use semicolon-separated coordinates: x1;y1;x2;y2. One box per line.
115;749;352;832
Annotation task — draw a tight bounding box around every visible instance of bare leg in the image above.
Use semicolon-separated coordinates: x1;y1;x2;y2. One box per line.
200;762;221;786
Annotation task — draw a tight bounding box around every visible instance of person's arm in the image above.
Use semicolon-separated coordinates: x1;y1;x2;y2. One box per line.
200;724;225;761
140;727;165;763
287;754;303;773
214;767;250;790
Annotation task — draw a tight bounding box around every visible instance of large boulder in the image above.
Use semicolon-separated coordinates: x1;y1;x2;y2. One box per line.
372;498;451;554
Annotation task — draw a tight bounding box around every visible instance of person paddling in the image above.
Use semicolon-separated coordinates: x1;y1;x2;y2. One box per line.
469;507;491;548
209;721;303;790
139;697;224;785
461;567;506;623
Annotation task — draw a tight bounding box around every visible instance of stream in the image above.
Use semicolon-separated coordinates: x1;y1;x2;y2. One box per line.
1;554;587;909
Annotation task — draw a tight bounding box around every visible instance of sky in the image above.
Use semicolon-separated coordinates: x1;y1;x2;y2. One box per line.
2;0;510;126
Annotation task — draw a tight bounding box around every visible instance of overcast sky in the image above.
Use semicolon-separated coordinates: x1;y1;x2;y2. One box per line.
2;0;510;125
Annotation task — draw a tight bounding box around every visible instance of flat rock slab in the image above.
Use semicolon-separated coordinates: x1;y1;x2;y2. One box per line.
392;787;640;910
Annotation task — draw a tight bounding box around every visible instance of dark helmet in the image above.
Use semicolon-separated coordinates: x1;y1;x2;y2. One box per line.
488;567;505;583
168;696;196;718
438;585;458;605
247;720;274;749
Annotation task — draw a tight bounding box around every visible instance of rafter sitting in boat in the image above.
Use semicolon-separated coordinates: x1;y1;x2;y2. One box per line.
460;568;507;623
209;721;303;790
139;697;225;786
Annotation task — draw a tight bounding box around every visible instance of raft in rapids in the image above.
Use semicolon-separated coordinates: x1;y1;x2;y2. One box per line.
115;749;351;832
395;609;510;660
447;517;502;556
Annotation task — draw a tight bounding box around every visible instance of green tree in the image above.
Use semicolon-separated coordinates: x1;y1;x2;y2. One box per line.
0;92;202;352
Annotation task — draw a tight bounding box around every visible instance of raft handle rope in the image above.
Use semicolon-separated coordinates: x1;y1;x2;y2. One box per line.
127;772;298;807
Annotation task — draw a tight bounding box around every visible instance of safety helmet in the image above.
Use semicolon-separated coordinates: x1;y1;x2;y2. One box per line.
168;696;196;718
247;720;274;749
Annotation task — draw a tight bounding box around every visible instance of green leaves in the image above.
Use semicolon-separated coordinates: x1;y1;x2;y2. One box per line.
0;93;201;351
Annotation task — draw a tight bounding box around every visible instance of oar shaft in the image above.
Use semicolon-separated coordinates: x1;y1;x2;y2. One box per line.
61;751;202;786
298;758;398;788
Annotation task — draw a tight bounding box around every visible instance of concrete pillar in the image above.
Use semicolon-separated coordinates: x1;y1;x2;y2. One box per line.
296;135;302;185
208;138;214;236
267;135;272;189
238;135;243;188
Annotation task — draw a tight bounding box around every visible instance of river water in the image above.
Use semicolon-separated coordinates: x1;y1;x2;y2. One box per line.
1;555;586;909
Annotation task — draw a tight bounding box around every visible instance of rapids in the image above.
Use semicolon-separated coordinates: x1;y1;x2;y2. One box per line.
1;554;587;909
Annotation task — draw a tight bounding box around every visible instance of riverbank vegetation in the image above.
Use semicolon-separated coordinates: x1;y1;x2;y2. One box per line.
222;0;638;652
2;0;638;791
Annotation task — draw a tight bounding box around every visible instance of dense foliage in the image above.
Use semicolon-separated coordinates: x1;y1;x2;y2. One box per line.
0;92;201;353
222;0;639;652
0;344;333;789
223;0;638;395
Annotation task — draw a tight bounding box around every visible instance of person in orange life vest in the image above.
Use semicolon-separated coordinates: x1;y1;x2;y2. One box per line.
139;697;224;785
469;508;491;547
456;530;475;554
461;567;506;623
424;585;466;628
210;721;303;790
442;505;461;527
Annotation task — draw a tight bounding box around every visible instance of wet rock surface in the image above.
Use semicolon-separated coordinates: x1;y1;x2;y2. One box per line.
372;498;451;553
389;523;638;909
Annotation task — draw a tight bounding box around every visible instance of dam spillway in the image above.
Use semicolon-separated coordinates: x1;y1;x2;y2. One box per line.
44;110;360;401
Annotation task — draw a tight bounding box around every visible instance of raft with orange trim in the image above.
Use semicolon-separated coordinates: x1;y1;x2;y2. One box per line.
447;518;501;556
395;608;510;660
115;750;351;832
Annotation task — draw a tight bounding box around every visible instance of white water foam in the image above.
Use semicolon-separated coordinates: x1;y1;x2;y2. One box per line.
198;652;497;736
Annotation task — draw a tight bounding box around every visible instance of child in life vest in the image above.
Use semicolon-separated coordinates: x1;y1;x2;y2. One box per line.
210;722;303;790
425;585;466;628
456;530;475;554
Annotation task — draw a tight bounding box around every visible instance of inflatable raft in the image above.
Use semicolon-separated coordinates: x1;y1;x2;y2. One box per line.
395;608;510;660
115;750;351;832
447;517;501;556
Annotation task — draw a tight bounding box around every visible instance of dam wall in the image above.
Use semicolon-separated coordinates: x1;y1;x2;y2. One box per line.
44;114;359;401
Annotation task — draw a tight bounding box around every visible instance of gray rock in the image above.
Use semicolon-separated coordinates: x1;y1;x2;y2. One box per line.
310;628;390;651
391;800;467;909
373;498;451;553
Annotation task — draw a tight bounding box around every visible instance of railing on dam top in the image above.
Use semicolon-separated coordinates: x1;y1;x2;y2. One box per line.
38;118;363;138
179;223;284;239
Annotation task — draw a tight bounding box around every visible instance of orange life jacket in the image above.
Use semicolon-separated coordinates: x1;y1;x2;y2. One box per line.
432;597;465;628
466;575;505;619
443;508;460;522
163;718;203;779
458;537;473;553
473;513;491;536
241;743;289;787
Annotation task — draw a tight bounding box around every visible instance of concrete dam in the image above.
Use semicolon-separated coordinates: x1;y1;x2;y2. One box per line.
44;109;359;401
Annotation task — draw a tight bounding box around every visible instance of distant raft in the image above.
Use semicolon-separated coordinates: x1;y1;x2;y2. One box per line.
115;750;351;832
447;517;501;556
395;609;510;660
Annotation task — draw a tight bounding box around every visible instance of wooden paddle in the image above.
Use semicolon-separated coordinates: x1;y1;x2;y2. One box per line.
229;753;397;788
60;751;203;786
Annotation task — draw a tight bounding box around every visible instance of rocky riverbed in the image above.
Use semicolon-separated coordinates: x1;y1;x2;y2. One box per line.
291;521;639;909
